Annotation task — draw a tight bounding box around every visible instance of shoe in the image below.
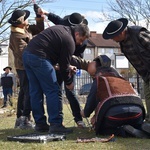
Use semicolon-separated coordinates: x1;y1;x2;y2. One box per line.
33;4;41;15
18;116;35;129
49;125;73;134
141;122;150;135
76;121;86;128
14;118;21;128
123;125;149;138
1;105;7;108
35;124;49;132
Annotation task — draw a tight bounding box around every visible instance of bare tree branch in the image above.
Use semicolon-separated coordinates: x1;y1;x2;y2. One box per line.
0;0;56;44
102;0;150;28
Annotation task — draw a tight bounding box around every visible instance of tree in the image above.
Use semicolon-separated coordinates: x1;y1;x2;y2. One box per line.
105;0;150;28
0;0;56;44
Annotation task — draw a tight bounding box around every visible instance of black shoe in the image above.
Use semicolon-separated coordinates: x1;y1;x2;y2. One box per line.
123;125;149;139
141;122;150;135
19;116;35;129
35;124;49;132
49;125;73;134
1;105;7;108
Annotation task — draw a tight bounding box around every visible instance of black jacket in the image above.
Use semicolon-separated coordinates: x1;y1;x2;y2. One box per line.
24;25;75;85
47;12;87;58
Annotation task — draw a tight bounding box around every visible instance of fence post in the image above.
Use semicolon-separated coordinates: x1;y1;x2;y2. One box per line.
137;73;140;94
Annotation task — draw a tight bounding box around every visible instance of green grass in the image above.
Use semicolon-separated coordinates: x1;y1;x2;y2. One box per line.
0;104;150;150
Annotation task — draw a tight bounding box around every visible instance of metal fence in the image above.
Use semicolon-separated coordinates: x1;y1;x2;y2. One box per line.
0;71;144;100
62;70;145;101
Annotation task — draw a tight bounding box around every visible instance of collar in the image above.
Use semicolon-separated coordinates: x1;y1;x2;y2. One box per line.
11;26;25;34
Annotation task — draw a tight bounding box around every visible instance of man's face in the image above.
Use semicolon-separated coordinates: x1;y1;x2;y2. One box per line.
87;61;97;78
112;32;125;42
75;32;87;45
5;68;10;73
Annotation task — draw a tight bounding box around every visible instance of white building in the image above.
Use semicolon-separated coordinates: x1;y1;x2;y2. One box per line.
0;43;9;75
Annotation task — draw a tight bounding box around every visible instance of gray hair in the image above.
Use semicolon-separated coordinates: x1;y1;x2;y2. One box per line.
72;24;90;38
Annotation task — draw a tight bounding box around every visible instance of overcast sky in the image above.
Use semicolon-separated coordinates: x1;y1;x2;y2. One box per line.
39;0;113;33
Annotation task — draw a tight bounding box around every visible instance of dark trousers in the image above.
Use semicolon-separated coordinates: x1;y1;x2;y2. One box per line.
2;88;12;105
56;70;82;123
16;69;31;118
99;105;143;135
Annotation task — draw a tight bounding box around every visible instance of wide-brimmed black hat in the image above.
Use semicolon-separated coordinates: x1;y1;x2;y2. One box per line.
103;18;128;39
8;10;30;25
93;55;111;68
68;13;83;25
63;13;88;26
3;66;12;71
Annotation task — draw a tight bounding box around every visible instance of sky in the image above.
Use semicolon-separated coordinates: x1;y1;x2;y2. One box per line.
39;0;113;33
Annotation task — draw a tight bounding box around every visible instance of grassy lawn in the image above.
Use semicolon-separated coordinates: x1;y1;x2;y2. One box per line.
0;103;150;150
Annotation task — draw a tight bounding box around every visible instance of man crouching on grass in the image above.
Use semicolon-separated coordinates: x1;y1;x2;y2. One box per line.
81;55;150;138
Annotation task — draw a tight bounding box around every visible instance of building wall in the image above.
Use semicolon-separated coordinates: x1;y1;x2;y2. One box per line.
0;54;8;75
83;46;121;67
83;47;94;60
0;44;9;75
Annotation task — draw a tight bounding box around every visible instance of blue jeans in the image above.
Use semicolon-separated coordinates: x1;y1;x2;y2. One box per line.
23;51;63;125
2;88;12;105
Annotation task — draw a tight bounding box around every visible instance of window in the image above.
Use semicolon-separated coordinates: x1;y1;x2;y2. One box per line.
85;48;92;54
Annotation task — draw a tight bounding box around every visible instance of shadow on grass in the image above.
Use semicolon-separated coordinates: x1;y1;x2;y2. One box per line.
0;126;98;142
0;128;35;141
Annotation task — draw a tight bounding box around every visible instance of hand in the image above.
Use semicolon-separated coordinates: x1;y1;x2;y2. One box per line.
90;115;96;125
80;110;85;118
69;65;77;77
54;64;60;70
66;82;74;91
34;4;49;16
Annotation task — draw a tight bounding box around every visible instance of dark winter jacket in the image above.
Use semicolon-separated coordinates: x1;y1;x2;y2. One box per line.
24;25;76;85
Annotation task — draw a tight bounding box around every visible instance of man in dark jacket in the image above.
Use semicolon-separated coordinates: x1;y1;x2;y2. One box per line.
102;18;150;123
0;66;16;108
81;55;150;138
23;24;90;134
36;7;88;127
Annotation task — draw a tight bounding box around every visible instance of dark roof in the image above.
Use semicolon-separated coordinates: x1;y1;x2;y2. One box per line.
87;31;120;48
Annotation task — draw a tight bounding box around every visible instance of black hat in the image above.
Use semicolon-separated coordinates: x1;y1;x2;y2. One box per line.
93;55;111;68
103;18;128;39
3;66;12;71
8;10;30;25
68;13;83;25
83;18;88;25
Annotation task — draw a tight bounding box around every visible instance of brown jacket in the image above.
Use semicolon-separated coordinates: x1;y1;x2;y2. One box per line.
71;55;90;71
9;17;44;70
